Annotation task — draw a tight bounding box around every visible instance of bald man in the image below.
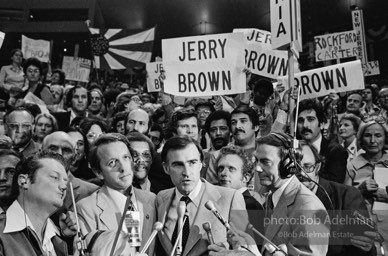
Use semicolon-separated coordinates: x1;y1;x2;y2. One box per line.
125;108;151;135
42;132;99;210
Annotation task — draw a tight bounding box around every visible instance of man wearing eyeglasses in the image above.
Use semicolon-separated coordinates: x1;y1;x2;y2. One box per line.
127;132;155;192
0;149;21;213
297;141;378;256
4;108;40;158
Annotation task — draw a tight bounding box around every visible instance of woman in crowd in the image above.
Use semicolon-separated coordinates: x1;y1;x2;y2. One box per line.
338;113;363;162
23;58;54;105
0;49;25;93
33;113;58;145
79;117;109;148
345;120;388;252
111;111;128;135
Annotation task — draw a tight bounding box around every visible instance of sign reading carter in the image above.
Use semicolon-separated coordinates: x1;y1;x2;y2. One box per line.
278;60;364;100
314;31;358;62
162;33;246;97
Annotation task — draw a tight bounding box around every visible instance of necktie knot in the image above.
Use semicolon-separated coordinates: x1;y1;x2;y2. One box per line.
180;196;190;205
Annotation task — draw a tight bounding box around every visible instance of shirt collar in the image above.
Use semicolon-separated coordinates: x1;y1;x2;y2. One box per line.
105;185;138;211
271;177;293;208
341;138;358;156
4;200;59;237
140;178;151;191
352;151;388;170
175;180;203;208
311;133;322;154
237;187;248;194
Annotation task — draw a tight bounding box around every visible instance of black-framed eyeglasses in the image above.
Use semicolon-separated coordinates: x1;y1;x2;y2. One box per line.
302;162;320;173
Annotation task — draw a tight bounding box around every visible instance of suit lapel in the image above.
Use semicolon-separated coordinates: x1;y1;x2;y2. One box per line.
158;189;175;254
52;236;68;256
184;181;221;256
264;176;299;242
97;186;122;230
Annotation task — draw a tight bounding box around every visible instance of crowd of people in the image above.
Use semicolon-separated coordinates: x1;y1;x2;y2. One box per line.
0;48;387;256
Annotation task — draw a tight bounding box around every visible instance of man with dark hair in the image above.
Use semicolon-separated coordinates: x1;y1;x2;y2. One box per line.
171;109;200;141
156;135;250;256
76;133;156;256
4;108;40;158
231;106;259;154
126;131;155;192
53;85;91;130
50;69;66;86
204;110;231;184
149;124;164;151
255;133;329;255
0;151;69;255
0;149;21;213
338;92;363;118
295;99;348;183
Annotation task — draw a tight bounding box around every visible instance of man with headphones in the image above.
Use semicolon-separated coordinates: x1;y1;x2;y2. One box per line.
255;132;330;256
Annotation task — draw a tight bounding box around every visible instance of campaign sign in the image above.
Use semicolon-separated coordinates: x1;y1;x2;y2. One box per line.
146;62;163;92
162;33;246;97
233;28;272;48
278;60;364;100
62;56;91;82
362;61;380;77
314;31;358;62
22;35;50;63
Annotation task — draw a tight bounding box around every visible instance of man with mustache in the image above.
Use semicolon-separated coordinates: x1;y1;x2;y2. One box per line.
4;107;40;158
127;131;155;192
203;110;231;184
295;99;348;183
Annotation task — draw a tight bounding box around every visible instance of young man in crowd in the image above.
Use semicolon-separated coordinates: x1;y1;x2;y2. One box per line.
295;99;348;183
0;149;21;213
204;110;231;184
76;133;156;256
156;136;250;256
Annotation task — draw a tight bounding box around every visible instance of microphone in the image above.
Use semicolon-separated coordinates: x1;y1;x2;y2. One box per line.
170;201;187;256
202;222;214;245
140;222;163;254
248;224;287;255
205;201;233;231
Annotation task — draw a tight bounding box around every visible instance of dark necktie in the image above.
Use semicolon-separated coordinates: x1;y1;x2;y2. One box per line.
265;193;274;217
171;196;191;252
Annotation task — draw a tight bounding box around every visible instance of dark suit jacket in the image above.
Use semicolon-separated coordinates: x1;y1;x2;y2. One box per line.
156;180;250;256
316;178;376;256
242;189;264;248
263;176;330;256
52;111;71;131
76;186;157;256
20;139;41;158
0;214;68;256
319;137;348;184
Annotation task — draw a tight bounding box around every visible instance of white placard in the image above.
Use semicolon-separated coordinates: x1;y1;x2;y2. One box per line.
245;43;288;79
0;31;5;49
62;56;91;82
352;9;368;64
146;62;163;92
233;28;272;48
373;167;388;211
278;60;364;100
314;31;358;62
162;33;246;97
362;61;380;77
21;35;50;63
271;0;302;51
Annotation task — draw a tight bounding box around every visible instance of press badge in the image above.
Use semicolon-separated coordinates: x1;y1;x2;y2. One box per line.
124;210;142;247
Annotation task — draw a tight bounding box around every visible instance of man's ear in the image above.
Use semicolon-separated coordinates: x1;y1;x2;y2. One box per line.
254;125;259;132
162;162;169;175
18;174;29;189
243;173;252;184
91;168;104;180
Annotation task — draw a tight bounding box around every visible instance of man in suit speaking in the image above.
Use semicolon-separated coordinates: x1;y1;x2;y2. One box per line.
156;136;250;256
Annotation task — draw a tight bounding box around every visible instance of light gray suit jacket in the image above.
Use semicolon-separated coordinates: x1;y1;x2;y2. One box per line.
76;185;156;256
156;179;250;256
262;175;330;256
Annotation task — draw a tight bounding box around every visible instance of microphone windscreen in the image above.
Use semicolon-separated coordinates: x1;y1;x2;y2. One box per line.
205;200;216;211
202;222;211;232
153;221;164;231
178;201;186;218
